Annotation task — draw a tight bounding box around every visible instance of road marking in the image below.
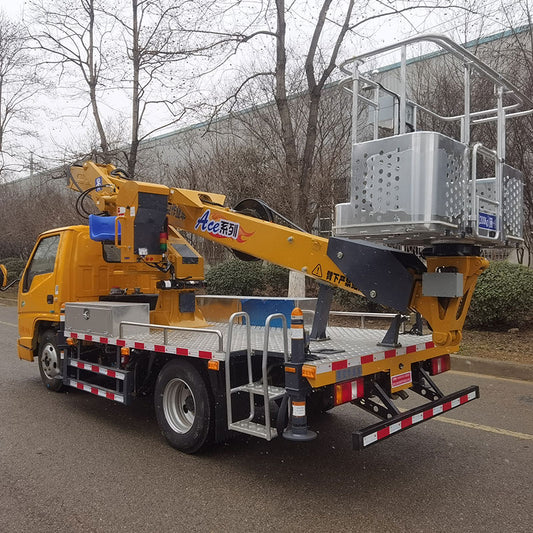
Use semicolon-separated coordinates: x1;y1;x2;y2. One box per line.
0;320;16;327
436;416;533;440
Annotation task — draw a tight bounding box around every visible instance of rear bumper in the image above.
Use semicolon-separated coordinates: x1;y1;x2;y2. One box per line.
353;385;479;450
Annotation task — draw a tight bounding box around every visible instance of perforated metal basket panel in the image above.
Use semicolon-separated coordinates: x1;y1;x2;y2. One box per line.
336;132;468;243
503;165;523;240
335;132;523;245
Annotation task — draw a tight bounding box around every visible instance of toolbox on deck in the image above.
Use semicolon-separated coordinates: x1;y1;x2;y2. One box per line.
64;302;150;338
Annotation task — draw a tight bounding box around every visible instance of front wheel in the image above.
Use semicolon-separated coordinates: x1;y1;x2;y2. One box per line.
154;359;214;454
38;329;64;392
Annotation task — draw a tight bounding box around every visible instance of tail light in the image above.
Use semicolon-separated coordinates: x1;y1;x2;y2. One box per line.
334;377;365;406
120;347;130;365
430;354;451;375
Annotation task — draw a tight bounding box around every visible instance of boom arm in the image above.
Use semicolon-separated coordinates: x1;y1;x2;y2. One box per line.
69;161;488;347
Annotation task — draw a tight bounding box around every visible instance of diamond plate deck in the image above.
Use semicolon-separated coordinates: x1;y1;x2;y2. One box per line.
119;322;435;369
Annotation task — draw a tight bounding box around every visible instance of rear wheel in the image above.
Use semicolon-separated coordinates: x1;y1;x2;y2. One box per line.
38;329;64;392
154;359;214;454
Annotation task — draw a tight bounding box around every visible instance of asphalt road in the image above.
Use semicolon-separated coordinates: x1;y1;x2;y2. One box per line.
0;303;532;533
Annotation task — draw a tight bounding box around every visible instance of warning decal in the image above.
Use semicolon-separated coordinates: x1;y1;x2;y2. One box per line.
391;371;412;388
312;264;323;277
325;270;357;290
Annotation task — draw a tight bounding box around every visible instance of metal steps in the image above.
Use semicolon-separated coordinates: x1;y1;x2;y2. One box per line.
67;358;127;380
67;378;127;404
64;356;132;405
225;312;289;441
229;420;278;440
232;382;286;400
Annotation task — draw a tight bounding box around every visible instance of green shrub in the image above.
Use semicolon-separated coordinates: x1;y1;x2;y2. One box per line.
263;263;289;295
205;259;266;296
466;261;533;330
205;259;293;297
0;257;26;283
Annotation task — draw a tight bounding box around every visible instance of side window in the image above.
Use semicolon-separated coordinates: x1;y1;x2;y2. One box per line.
22;235;60;292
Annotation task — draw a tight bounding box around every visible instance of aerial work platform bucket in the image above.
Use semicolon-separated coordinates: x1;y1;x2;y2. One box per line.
335;34;531;247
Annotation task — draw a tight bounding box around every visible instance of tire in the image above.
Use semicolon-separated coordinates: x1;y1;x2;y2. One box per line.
154;359;214;454
38;329;64;392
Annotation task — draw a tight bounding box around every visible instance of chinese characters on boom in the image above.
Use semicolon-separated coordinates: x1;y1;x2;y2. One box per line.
325;269;357;290
195;209;240;240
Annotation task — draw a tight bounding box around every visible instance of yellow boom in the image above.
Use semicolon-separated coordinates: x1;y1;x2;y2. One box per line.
69;161;488;347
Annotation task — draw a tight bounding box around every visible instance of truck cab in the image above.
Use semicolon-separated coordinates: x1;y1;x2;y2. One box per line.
17;226;155;362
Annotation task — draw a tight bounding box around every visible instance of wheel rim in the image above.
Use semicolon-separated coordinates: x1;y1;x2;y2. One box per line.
41;343;60;379
163;378;196;434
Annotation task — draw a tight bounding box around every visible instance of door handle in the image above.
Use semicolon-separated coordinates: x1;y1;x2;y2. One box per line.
47;295;54;304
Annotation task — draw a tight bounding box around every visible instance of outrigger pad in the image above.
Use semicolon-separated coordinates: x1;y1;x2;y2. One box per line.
327;238;426;312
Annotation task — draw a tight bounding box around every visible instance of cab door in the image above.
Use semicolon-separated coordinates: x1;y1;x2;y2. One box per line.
18;233;62;361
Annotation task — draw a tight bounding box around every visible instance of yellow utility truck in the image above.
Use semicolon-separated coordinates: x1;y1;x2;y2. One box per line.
1;35;529;453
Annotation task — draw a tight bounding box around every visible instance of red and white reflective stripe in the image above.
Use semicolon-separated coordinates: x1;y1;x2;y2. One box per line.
68;379;125;404
64;331;218;360
68;359;125;380
325;341;436;376
362;390;477;447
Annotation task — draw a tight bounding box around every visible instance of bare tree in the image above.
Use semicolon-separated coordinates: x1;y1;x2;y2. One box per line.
103;0;198;178
0;12;44;179
31;0;113;161
269;0;354;230
31;0;208;178
203;1;472;231
0;175;82;258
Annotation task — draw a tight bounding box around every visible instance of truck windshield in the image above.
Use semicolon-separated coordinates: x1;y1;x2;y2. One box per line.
22;234;60;292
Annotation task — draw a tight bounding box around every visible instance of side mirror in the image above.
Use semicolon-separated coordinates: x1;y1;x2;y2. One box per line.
0;264;7;289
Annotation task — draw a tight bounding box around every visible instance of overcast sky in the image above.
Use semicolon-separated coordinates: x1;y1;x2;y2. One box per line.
1;0;25;20
0;0;528;179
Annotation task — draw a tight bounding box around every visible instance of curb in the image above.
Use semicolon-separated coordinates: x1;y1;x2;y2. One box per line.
451;354;533;382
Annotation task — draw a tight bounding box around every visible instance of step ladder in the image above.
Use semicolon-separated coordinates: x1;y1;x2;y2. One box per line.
63;346;133;405
225;312;289;440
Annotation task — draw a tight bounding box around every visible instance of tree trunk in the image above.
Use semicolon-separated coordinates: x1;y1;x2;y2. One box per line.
129;0;140;178
274;0;302;227
87;0;109;160
288;270;306;298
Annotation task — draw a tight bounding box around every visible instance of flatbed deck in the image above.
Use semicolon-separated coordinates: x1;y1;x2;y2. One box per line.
65;321;444;385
